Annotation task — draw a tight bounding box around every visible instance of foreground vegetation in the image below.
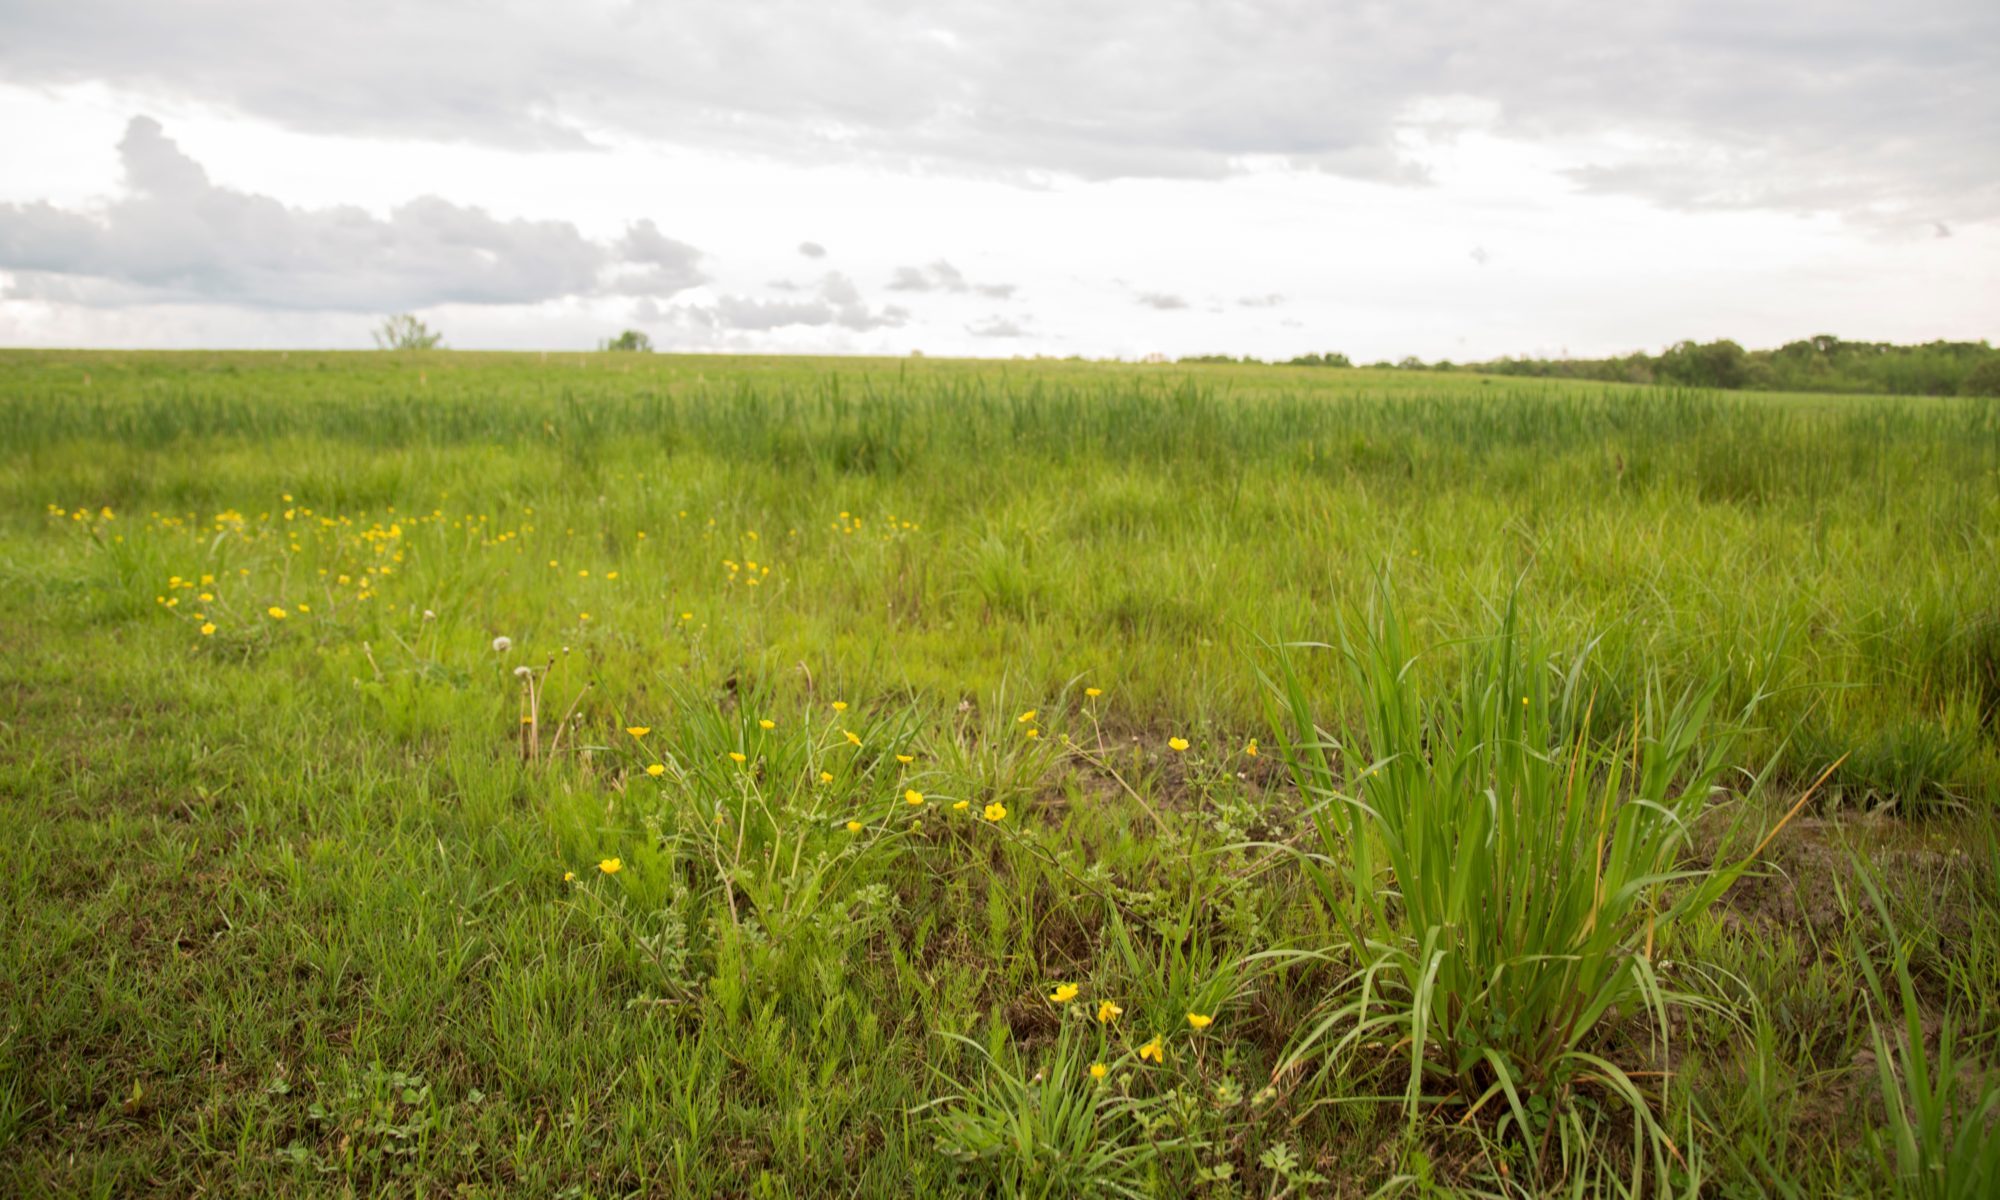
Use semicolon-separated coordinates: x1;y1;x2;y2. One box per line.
1;350;1995;1196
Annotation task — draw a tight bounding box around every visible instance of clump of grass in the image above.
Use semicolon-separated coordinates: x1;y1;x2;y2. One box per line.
1847;870;2000;1200
1261;588;1798;1189
1794;713;1978;814
926;1026;1181;1198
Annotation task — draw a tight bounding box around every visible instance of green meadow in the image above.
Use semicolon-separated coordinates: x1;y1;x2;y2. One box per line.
2;350;1996;1197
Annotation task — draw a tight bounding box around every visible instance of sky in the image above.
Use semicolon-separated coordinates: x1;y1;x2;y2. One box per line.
0;1;1994;361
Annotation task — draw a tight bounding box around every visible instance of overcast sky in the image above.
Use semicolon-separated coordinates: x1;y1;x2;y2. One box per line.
1;1;1994;360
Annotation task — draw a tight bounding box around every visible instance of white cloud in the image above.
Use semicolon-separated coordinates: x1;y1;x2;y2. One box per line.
0;117;705;311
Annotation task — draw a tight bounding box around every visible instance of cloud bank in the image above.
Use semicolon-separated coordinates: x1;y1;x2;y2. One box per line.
0;117;705;311
3;1;1992;221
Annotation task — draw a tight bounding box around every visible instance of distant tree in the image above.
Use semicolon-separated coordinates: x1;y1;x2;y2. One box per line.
1657;339;1749;389
1284;351;1352;368
372;314;443;350
1961;358;2000;398
601;329;654;353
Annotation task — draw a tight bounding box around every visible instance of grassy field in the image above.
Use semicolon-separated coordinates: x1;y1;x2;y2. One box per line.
2;349;1996;1197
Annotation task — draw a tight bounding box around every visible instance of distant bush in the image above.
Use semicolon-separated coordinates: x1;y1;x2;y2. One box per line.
371;314;443;351
1961;357;2000;397
1283;352;1351;368
601;330;655;353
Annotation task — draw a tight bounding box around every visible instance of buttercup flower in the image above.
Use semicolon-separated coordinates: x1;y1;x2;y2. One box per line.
1096;1000;1122;1024
1168;736;1189;752
819;770;835;784
728;751;747;764
1089;1062;1109;1081
267;606;288;620
831;701;848;712
200;623;216;636
1048;983;1079;1004
627;726;650;738
896;754;914;764
759;719;776;730
1085;687;1103;698
952;800;971;812
844;730;862;746
1186;1012;1214;1029
597;857;623;875
1244;739;1258;757
846;821;863;834
1139;1038;1165;1064
982;802;1007;822
646;764;666;777
563;870;576;882
1017;710;1036;724
905;789;925;806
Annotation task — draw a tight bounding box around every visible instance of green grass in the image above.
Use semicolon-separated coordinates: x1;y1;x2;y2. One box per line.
1;349;1996;1196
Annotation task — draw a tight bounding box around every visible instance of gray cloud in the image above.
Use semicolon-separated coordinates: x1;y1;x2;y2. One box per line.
683;272;907;332
967;315;1028;338
886;258;1017;298
798;241;827;257
2;1;1991;220
1238;293;1285;308
0;117;705;311
1137;292;1188;311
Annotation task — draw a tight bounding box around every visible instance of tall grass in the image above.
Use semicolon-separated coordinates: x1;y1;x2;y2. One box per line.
1263;590;1796;1189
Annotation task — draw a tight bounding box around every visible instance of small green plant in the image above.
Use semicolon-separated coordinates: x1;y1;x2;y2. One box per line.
1848;871;2000;1200
927;1026;1181;1198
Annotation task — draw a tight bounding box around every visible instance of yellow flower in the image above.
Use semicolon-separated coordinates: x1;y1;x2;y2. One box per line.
680;612;693;621
1096;1000;1122;1024
1089;1061;1109;1081
597;857;623;875
728;751;747;764
1186;1012;1214;1030
896;754;914;764
831;701;848;712
759;718;776;730
1243;739;1258;757
982;802;1007;822
1017;709;1036;723
1168;736;1189;752
646;764;666;777
266;606;288;620
1048;983;1079;1004
845;821;863;833
296;604;309;613
952;800;970;812
563;870;576;882
1139;1038;1165;1064
1085;687;1103;698
199;623;216;636
844;730;862;746
819;770;835;784
627;726;650;738
1025;728;1040;739
905;789;925;806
